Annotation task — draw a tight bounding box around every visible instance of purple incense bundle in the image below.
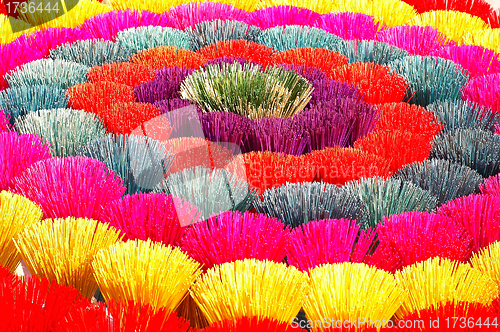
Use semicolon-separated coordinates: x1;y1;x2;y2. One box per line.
178;210;290;271
246;117;311;155
199;111;250;152
275;63;327;82
307;77;363;108
81;9;173;41
431;45;500;78
100;192;201;246
245;6;320;30
154;98;193;114
12;156;126;219
0;132;51;190
167;2;249;30
438;194;500;252
374;212;472;272
12;27;92;57
0;110;11;132
293;109;352;152
297;97;379;149
0;42;44;90
315;12;379;41
376;25;455;56
462;73;500;113
134;67;194;104
286;218;376;272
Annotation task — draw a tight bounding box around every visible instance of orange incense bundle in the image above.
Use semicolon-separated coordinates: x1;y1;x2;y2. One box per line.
354;130;434;173
374;102;444;138
242;151;315;195
198;40;275;67
330;62;408;104
131;46;206;70
272;47;348;78
87;62;157;86
67;81;135;114
97;102;163;136
307;147;393;185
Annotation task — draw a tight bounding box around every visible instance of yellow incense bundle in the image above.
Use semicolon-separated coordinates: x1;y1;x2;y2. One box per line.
0;191;43;272
304;262;404;330
331;0;417;28
395;257;499;318
14;217;123;298
471;241;500;288
409;10;489;44
257;0;335;14
92;239;202;311
462;28;500;54
190;258;309;324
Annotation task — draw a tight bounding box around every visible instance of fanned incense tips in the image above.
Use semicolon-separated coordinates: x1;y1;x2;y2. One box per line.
180;62;313;119
179;211;290;270
253;182;366;228
15;108;106;157
14;217;123;298
304;263;404;327
395;159;483;205
343;177;438;228
117;26;190;53
190;259;309;324
0;191;43;272
92;239;202;311
375;212;472;271
394;257;499;318
100;192;200;245
409;10;489;43
471;241;500;289
12;156;125;219
287;218;376;271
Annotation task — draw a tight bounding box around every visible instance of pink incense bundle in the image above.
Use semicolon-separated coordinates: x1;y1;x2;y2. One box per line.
67;82;135;114
480;174;500;195
376;25;455;56
374;102;444;138
330;62;408;104
167;2;248;30
0;132;51;190
97;102;163;136
87;62;157;86
245;6;320;30
286;218;376;272
272;48;348;78
0;42;44;90
80;9;173;41
12;28;92;57
198;40;275;67
438;194;500;252
100;192;201;245
178;211;290;270
431;45;500;78
315;12;379;41
373;212;472;272
462;73;500;113
0;110;11;132
12;156;126;219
